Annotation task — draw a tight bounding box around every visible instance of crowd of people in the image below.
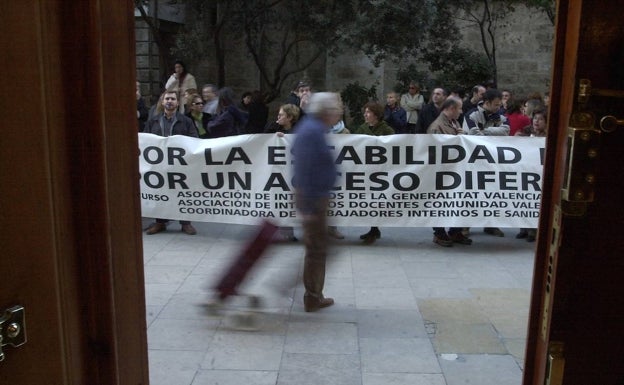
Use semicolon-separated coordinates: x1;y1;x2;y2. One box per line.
137;59;550;312
138;62;549;242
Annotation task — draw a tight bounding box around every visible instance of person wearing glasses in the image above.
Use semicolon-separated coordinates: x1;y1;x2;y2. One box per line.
400;82;424;134
186;94;211;138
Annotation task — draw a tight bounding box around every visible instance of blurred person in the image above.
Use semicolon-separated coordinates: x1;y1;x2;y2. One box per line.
506;99;531;136
516;108;547;138
523;98;545;121
265;104;302;242
354;102;394;244
264;103;300;136
201;84;219;115
384;91;408;134
327;102;350;240
240;91;252;111
464;88;510;237
186;94;210;138
463;88;510;136
182;88;198;111
165;60;197;113
515;109;547;241
136;81;148;132
400;82;425;134
526;91;544;102
244;90;269;134
207;87;248;138
286;80;312;117
462;84;486;115
416;87;448;134
144;90;199;235
292;92;342;312
500;89;513;114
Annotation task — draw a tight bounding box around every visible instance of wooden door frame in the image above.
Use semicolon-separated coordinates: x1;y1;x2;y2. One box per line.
524;1;584;383
2;1;148;383
56;1;150;382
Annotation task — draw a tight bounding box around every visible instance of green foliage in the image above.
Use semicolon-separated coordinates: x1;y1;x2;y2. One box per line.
342;1;434;66
340;81;378;127
423;47;493;92
164;0;553;103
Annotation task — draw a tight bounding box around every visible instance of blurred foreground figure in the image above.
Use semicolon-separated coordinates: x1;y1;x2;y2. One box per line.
292;92;342;312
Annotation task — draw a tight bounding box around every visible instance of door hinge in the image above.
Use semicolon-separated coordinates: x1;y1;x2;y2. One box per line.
545;341;565;385
561;79;602;216
0;305;27;362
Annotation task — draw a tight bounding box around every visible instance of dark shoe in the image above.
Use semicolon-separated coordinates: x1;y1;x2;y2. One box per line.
360;227;381;244
527;229;537;242
181;224;197;235
359;227;380;240
484;227;505;237
449;232;473;245
304;295;334;312
516;230;528;239
433;233;453;247
145;222;166;235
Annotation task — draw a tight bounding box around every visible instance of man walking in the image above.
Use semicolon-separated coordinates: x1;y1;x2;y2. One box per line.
292;92;341;312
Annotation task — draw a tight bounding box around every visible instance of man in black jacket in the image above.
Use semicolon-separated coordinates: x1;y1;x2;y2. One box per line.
415;87;448;134
144;90;199;235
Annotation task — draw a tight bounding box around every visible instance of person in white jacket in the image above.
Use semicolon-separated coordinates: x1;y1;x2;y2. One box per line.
462;88;510;136
400;82;424;134
165;60;197;113
463;88;509;238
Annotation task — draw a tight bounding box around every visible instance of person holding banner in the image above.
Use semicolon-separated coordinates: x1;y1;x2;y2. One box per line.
292;92;342;312
207;87;248;137
144;90;199;235
384;91;408;134
464;88;510;238
265;103;301;242
416;87;448;134
427;96;474;247
354;101;395;244
186;94;210;138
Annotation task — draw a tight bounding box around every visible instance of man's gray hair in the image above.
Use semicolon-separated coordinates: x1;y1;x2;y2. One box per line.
305;92;340;115
441;96;462;110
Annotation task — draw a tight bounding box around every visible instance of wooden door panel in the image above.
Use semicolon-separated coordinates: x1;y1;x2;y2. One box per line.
525;1;624;384
1;1;148;384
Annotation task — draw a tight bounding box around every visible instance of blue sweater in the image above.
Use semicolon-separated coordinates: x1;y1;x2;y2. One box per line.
292;116;337;214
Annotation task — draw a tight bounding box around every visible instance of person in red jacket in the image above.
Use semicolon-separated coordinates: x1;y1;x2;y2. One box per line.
505;100;531;136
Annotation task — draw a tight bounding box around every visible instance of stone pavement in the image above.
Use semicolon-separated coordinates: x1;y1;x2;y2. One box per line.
143;219;535;385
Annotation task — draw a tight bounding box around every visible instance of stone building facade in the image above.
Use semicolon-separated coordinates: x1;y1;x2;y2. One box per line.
135;4;554;112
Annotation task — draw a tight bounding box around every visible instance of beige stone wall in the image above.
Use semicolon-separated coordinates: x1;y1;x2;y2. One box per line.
135;4;554;107
457;4;554;98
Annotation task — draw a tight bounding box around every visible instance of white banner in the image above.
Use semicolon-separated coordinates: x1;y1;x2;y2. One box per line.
139;133;545;227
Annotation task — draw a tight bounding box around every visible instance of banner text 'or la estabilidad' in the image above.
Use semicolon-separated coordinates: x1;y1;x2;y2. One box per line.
139;133;544;228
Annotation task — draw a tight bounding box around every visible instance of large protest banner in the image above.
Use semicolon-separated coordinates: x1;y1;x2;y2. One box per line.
139;133;545;227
